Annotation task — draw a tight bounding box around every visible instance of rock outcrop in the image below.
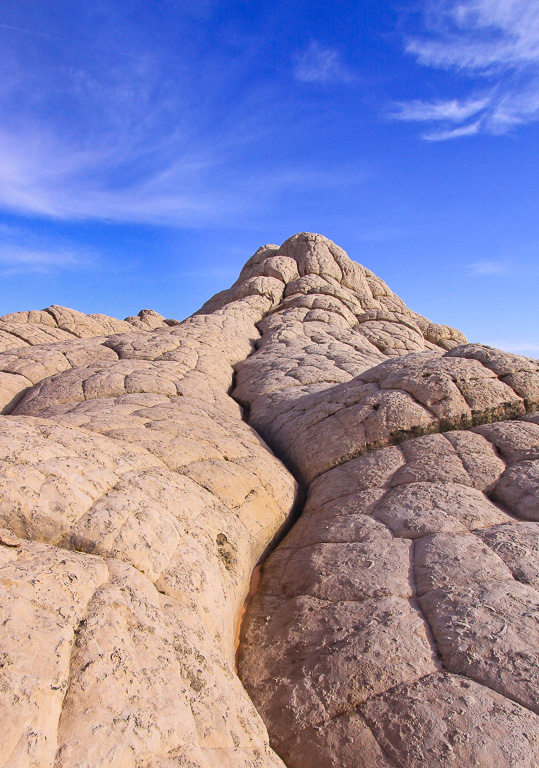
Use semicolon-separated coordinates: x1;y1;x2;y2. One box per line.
0;233;537;768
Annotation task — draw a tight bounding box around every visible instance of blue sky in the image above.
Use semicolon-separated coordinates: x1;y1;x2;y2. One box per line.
0;0;537;356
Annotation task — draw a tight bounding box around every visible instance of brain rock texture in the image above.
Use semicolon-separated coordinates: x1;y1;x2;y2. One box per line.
0;233;538;768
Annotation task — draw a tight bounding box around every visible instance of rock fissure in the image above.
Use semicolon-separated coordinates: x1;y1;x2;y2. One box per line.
52;563;112;765
409;541;445;669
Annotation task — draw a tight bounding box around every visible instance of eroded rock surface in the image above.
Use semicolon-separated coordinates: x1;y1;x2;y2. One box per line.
0;232;538;768
0;287;298;768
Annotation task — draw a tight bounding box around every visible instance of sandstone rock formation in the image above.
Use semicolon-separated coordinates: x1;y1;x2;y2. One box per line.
0;232;537;768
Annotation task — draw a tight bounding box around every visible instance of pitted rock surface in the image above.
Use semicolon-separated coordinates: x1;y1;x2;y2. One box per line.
0;232;538;768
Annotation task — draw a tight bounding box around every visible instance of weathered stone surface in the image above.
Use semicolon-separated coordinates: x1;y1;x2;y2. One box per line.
362;673;539;767
235;347;531;483
0;289;296;768
1;232;538;768
232;235;539;767
0;305;177;349
239;425;539;767
477;522;539;587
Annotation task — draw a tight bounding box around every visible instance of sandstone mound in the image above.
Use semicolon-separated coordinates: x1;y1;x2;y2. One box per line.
0;233;537;768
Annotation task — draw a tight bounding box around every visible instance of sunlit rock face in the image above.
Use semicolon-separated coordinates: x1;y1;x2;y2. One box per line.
0;233;538;768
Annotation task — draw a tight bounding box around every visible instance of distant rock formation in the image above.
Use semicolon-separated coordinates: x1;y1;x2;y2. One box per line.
0;233;537;767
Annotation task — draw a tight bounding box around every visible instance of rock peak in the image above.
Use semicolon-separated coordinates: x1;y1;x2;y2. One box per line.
0;234;537;768
199;232;467;358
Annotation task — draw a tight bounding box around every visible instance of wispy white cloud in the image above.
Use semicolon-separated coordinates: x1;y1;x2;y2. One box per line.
408;0;539;72
393;97;488;122
0;125;365;225
423;120;482;140
0;7;372;229
0;22;152;61
489;79;539;128
466;260;509;275
0;10;356;227
0;244;91;274
0;129;223;224
294;41;353;84
395;0;539;139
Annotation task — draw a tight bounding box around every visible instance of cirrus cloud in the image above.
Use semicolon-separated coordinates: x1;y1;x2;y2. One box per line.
294;41;354;84
394;0;539;139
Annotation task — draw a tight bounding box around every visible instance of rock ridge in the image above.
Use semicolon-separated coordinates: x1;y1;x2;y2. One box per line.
0;232;537;768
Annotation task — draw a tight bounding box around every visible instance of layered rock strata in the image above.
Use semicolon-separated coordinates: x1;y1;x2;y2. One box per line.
0;232;537;768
